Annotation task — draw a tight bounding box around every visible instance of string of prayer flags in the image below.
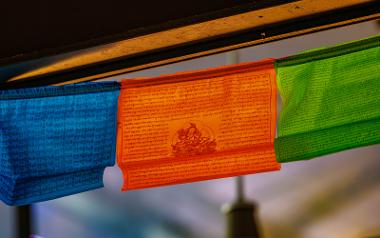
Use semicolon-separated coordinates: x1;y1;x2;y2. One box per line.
0;34;379;206
275;34;380;163
117;59;280;190
0;82;120;205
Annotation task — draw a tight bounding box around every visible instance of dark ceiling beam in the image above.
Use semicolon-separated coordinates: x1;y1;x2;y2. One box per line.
0;0;295;64
0;0;379;89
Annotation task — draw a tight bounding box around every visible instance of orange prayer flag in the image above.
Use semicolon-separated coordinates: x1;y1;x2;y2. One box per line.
117;59;280;190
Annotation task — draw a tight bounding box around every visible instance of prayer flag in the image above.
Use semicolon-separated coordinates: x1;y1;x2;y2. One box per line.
0;82;120;205
275;35;380;162
117;59;280;190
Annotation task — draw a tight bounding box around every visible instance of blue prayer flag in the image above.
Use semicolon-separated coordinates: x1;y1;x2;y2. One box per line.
0;82;120;205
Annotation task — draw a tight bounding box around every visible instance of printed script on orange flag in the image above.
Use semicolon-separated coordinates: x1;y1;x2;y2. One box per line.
117;59;280;190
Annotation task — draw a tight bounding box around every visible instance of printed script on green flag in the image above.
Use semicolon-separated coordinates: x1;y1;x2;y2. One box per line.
275;35;380;162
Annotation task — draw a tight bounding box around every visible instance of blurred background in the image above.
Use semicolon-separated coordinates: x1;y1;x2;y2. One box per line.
1;20;380;238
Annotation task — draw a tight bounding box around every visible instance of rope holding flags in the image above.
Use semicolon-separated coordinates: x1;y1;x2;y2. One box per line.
0;34;379;205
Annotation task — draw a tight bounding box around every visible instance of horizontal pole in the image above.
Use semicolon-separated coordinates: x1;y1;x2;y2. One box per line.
0;1;379;89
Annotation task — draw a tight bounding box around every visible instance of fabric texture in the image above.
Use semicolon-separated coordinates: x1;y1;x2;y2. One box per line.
275;34;380;162
0;82;120;205
117;59;280;190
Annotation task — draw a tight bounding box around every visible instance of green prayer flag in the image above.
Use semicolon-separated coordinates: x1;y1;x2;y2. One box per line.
275;35;380;162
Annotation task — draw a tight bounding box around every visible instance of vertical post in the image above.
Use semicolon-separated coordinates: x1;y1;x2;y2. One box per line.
236;176;244;202
16;205;32;238
226;50;244;205
222;51;261;238
225;51;240;66
222;176;261;238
